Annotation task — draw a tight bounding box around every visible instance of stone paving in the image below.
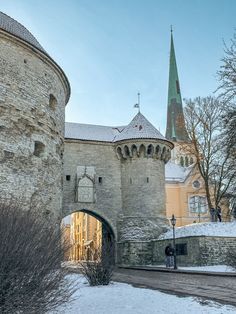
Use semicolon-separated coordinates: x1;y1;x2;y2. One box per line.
113;268;236;307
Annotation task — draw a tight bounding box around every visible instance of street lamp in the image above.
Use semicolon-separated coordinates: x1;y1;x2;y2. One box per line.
170;214;177;269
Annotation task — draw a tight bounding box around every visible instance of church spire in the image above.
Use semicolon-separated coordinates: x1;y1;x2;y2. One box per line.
165;28;188;142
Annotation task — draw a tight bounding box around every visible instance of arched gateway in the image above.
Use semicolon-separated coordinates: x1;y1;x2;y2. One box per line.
63;113;173;265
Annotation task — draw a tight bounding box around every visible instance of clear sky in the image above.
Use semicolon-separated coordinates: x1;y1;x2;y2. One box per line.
0;0;235;134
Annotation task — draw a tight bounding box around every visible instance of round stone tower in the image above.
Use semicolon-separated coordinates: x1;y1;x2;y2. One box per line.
115;113;173;241
0;12;70;219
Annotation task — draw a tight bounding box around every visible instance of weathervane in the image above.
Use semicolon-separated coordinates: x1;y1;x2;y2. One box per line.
134;92;140;112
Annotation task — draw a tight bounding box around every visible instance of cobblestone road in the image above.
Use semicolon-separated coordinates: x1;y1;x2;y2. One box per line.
113;268;236;307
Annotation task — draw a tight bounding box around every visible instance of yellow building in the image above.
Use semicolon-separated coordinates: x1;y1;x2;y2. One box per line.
166;163;209;226
69;212;102;261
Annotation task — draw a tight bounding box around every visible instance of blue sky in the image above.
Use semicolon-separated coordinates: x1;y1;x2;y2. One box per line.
0;0;235;134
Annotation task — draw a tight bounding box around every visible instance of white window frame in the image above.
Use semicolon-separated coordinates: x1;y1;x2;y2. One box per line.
188;195;207;214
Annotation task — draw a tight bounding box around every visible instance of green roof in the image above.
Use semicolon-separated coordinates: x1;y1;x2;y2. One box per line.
165;31;189;142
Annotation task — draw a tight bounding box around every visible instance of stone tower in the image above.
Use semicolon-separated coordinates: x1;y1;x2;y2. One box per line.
0;12;70;219
116;112;173;242
165;30;193;167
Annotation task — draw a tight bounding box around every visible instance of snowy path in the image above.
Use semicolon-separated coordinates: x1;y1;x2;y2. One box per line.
113;267;236;306
55;274;236;314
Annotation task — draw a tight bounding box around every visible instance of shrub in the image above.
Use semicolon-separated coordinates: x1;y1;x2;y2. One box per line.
79;240;114;286
0;200;76;313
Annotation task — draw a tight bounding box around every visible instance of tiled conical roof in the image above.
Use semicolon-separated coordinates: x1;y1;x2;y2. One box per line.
114;112;166;142
0;11;46;54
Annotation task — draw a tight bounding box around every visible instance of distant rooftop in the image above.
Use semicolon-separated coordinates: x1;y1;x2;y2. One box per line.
65;112;171;144
65;122;124;142
0;11;46;54
165;162;192;182
159;221;236;240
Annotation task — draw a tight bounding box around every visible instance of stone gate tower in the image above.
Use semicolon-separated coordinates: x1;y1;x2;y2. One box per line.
116;113;173;241
0;12;70;219
115;113;173;264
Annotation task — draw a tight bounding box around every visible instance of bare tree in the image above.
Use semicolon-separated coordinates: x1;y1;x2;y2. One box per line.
217;32;236;152
184;96;236;212
218;33;236;103
217;33;236;216
222;103;236;151
0;200;76;314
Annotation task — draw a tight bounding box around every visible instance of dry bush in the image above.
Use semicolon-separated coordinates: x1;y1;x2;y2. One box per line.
79;240;114;286
0;200;76;314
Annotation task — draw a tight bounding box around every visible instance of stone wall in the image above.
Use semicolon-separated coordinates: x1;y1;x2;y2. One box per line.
153;236;236;266
63;140;122;236
117;241;153;265
152;237;201;266
0;31;69;219
117;236;236;267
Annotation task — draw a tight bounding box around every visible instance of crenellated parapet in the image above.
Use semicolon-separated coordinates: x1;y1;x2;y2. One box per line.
115;141;172;163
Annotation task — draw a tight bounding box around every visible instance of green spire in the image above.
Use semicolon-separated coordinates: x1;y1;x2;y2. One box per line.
165;29;188;142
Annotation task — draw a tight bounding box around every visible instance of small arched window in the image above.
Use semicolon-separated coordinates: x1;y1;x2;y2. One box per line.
147;144;154;156
131;145;138;157
185;156;189;167
180;156;184;167
190;157;194;165
139;144;146;157
156;145;161;158
124;145;130;157
49;94;57;110
116;147;123;159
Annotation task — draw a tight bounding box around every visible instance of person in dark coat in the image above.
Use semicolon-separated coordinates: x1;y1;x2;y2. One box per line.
210;207;216;222
216;206;222;222
165;244;174;268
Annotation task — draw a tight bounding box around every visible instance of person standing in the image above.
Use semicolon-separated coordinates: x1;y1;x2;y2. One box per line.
165;244;174;268
210;207;216;222
216;206;222;222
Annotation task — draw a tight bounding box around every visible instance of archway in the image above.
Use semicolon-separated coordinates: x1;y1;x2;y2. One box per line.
61;209;115;264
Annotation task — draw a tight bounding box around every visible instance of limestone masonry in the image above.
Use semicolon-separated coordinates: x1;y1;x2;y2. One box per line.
0;12;70;220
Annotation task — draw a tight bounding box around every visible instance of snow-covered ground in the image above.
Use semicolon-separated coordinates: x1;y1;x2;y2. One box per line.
180;265;235;272
54;274;236;314
159;221;236;240
150;265;235;272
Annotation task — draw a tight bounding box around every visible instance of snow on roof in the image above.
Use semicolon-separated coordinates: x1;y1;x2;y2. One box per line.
65;122;124;142
65;112;170;144
165;161;192;182
114;112;166;142
159;221;236;240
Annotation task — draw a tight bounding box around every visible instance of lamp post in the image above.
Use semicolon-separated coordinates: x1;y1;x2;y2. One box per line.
170;214;177;269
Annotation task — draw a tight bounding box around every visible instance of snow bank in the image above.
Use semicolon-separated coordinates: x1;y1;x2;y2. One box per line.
54;274;236;314
159;221;236;240
179;265;235;272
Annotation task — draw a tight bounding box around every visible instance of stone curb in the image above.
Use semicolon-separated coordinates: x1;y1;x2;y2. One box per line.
117;265;236;277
